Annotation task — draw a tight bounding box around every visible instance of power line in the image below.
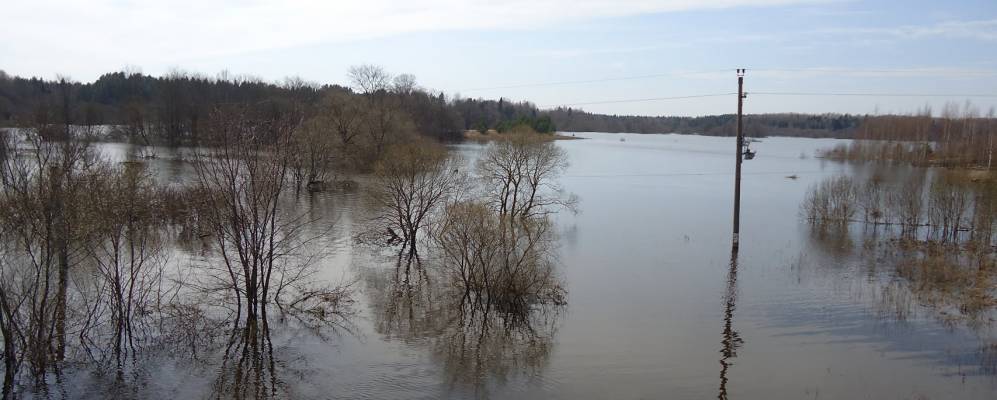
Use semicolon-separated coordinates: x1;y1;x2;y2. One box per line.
533;90;997;111
459;67;997;93
750;67;997;76
537;90;997;110
541;93;735;108
453;68;997;110
752;91;997;98
564;170;828;179
459;69;731;92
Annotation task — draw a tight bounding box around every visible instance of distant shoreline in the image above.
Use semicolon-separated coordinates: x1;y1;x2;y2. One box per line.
463;130;584;141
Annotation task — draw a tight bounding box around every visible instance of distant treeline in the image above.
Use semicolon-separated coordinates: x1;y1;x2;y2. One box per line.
6;68;994;144
0;68;557;145
818;104;997;168
547;108;864;138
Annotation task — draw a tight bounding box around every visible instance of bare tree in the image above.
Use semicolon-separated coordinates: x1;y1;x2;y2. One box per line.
988;107;995;169
305;90;369;173
369;139;466;278
432;201;564;310
418;130;575;310
319;90;365;149
192;105;347;324
79;162;168;368
392;74;418;95
347;64;392;95
289;117;339;191
192;105;302;321
348;64;416;164
892;176;926;236
800;175;858;226
928;175;971;241
359;102;416;164
0;125;100;386
476;130;577;221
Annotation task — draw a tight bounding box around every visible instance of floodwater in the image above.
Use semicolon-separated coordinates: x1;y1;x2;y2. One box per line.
84;133;996;399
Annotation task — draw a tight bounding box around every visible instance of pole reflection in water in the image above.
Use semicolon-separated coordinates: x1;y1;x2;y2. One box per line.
719;247;744;400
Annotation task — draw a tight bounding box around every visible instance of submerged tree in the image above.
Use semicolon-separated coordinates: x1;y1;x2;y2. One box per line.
192;105;351;325
425;129;574;311
313;90;366;170
369;139;466;266
432;201;564;310
0;125;101;390
289;116;340;191
0;105;355;397
928;174;971;241
193;105;303;321
476;129;577;221
79;162;169;371
0;126;179;394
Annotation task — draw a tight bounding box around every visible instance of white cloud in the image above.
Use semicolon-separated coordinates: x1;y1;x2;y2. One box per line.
821;19;997;42
0;0;821;79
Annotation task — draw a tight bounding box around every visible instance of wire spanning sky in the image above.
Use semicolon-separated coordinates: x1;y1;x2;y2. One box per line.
3;0;997;116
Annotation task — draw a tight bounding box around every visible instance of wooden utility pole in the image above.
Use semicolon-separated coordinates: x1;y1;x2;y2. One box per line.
733;69;746;250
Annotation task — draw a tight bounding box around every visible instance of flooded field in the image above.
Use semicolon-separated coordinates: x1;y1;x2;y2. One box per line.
17;132;997;399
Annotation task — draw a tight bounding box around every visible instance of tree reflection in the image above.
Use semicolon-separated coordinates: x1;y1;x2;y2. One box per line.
366;252;563;397
804;220;997;326
800;188;997;376
430;295;559;394
804;224;855;261
205;283;357;400
718;249;743;400
210;315;280;400
0;287;354;398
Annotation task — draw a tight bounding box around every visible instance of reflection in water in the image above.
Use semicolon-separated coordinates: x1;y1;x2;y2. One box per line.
207;301;356;400
718;248;743;400
211;315;280;400
805;218;997;326
6;136;994;398
802;170;997;328
366;253;563;397
7;298;355;398
800;181;997;377
982;342;997;376
430;296;559;394
804;224;855;260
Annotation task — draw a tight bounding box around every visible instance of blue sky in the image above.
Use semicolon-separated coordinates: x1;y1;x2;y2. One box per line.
3;0;997;116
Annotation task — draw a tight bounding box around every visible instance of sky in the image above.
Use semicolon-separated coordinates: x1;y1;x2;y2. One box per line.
3;0;997;116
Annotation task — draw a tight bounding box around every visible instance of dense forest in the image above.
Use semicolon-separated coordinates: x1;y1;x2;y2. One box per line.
0;67;557;145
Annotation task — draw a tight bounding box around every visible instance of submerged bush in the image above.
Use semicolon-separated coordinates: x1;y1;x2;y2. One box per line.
890;176;926;235
801;175;858;225
927;174;972;241
432;201;565;310
801;172;985;240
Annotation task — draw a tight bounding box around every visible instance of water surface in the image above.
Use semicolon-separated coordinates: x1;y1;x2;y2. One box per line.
92;133;997;399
